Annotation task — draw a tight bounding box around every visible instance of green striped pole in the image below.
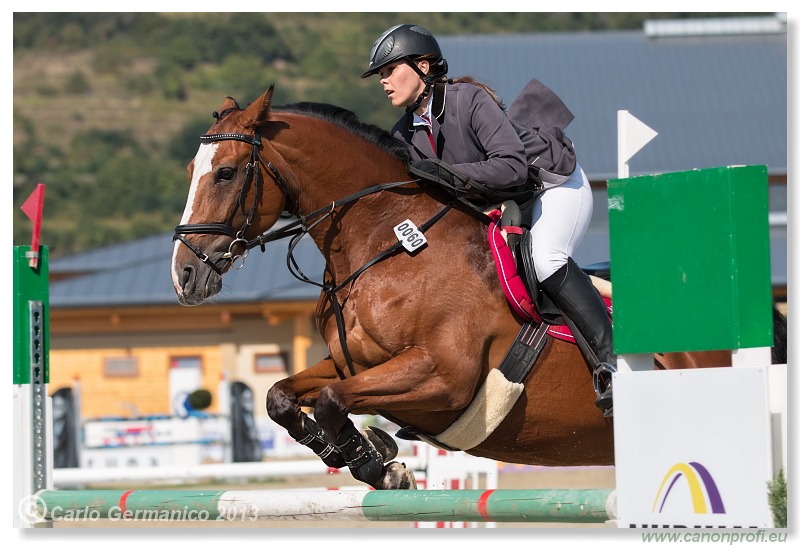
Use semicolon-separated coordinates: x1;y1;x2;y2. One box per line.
35;489;616;523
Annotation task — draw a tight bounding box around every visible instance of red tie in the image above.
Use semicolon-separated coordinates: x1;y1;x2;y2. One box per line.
421;116;436;156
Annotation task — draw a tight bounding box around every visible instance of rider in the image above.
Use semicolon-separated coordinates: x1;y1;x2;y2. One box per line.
362;24;615;415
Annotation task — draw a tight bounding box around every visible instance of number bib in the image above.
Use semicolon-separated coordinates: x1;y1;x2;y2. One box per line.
393;219;427;253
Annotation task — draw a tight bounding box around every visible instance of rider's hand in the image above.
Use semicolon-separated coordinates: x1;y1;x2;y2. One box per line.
410;159;455;185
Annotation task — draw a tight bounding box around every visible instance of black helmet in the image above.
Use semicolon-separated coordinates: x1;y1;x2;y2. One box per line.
362;24;445;78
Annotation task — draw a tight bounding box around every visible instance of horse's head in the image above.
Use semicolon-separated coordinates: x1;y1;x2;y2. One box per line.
172;85;292;305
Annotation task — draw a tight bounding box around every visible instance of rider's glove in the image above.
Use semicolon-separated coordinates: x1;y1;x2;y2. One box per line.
409;159;455;186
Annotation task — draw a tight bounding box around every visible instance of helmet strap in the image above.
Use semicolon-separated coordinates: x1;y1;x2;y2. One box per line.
404;57;445;114
406;82;433;114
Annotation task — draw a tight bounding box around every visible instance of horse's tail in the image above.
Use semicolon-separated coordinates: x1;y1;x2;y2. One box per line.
772;304;788;364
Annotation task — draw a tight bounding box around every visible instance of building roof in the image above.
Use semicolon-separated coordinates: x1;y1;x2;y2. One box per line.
438;16;787;180
49;222;326;308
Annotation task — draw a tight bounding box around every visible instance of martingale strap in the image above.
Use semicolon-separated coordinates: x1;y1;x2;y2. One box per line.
328;200;456;379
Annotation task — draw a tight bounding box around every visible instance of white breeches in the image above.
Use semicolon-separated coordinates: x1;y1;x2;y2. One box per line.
528;163;593;282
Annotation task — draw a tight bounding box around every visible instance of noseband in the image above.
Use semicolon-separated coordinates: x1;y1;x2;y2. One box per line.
173;130;295;274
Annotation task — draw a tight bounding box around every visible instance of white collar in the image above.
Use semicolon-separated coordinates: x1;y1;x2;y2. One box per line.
412;91;434;128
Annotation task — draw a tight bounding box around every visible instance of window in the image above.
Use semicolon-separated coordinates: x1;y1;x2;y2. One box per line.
254;352;288;373
104;356;139;377
170;356;202;370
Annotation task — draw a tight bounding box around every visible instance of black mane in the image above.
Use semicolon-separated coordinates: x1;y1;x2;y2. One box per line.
272;102;410;163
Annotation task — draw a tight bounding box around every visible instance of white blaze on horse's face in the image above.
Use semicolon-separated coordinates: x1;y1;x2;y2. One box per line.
171;141;219;292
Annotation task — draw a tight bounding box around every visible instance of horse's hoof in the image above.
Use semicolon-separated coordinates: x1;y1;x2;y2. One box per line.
361;426;398;462
374;461;417;490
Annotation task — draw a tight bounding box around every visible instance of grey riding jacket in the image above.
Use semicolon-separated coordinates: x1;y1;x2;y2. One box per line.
392;82;528;192
392;80;577;197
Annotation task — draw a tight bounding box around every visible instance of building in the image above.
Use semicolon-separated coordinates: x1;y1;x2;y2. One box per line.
47;16;788;421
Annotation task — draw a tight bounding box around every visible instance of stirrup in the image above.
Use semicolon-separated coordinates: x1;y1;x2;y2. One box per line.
593;362;616;417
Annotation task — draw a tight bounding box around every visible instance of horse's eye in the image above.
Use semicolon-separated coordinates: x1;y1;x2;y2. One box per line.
217;167;236;182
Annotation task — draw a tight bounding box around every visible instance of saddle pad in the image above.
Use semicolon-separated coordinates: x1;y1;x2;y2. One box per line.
487;209;613;343
487;210;540;323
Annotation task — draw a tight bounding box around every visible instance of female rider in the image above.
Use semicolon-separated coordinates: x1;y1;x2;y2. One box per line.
362;24;615;415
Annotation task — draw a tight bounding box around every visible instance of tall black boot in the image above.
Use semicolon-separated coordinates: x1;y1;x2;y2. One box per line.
540;258;616;416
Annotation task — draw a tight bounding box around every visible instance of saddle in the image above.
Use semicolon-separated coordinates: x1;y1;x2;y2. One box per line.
488;204;612;340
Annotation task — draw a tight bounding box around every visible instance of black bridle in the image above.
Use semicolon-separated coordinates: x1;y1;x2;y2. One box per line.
173;130;295;275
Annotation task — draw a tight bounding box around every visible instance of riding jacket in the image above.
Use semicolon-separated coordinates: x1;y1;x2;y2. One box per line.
392;81;529;192
392;80;577;218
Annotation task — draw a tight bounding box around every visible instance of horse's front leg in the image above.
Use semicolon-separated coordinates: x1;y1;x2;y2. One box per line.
266;358;348;468
314;347;474;490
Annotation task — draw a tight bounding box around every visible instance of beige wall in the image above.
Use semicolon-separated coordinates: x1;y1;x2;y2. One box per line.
49;309;329;420
50;346;222;418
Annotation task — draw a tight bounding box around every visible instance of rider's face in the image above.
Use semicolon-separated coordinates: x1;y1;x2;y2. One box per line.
378;60;429;110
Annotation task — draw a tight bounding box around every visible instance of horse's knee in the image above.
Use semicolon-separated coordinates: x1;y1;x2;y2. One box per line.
314;385;348;433
266;381;296;426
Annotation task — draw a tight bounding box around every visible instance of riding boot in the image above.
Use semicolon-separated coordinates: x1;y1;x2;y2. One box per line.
540;258;616;416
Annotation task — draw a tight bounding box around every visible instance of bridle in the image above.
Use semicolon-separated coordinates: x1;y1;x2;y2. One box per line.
173;130;295;275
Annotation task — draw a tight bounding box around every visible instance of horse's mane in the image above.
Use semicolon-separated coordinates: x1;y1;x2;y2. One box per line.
273;102;410;163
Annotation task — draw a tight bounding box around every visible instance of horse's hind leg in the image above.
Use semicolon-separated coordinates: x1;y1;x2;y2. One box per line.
266;358;347;468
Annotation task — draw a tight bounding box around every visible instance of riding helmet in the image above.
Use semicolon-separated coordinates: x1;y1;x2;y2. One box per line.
361;24;445;78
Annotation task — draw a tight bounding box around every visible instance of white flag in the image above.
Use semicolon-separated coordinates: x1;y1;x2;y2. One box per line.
618;110;658;177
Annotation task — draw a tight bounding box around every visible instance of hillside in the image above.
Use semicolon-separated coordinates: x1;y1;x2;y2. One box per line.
13;12;749;257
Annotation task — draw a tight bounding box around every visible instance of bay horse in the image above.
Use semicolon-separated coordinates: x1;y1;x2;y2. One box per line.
171;86;787;490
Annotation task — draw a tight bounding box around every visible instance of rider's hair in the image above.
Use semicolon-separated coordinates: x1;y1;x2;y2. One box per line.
414;56;505;111
448;76;505;110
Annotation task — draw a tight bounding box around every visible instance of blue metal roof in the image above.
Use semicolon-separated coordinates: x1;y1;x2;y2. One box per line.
438;25;787;179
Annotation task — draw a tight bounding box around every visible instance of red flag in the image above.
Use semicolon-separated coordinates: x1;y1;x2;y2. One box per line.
21;183;45;268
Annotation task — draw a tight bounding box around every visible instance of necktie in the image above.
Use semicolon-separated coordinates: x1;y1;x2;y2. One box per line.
421;116;436;156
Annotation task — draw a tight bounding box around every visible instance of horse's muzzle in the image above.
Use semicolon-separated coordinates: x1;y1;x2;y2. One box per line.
175;262;222;306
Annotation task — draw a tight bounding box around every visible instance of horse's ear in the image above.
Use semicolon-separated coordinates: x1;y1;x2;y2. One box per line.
245;85;274;130
219;96;239;113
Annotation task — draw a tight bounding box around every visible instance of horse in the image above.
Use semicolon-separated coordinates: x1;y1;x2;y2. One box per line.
171;86;787;490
